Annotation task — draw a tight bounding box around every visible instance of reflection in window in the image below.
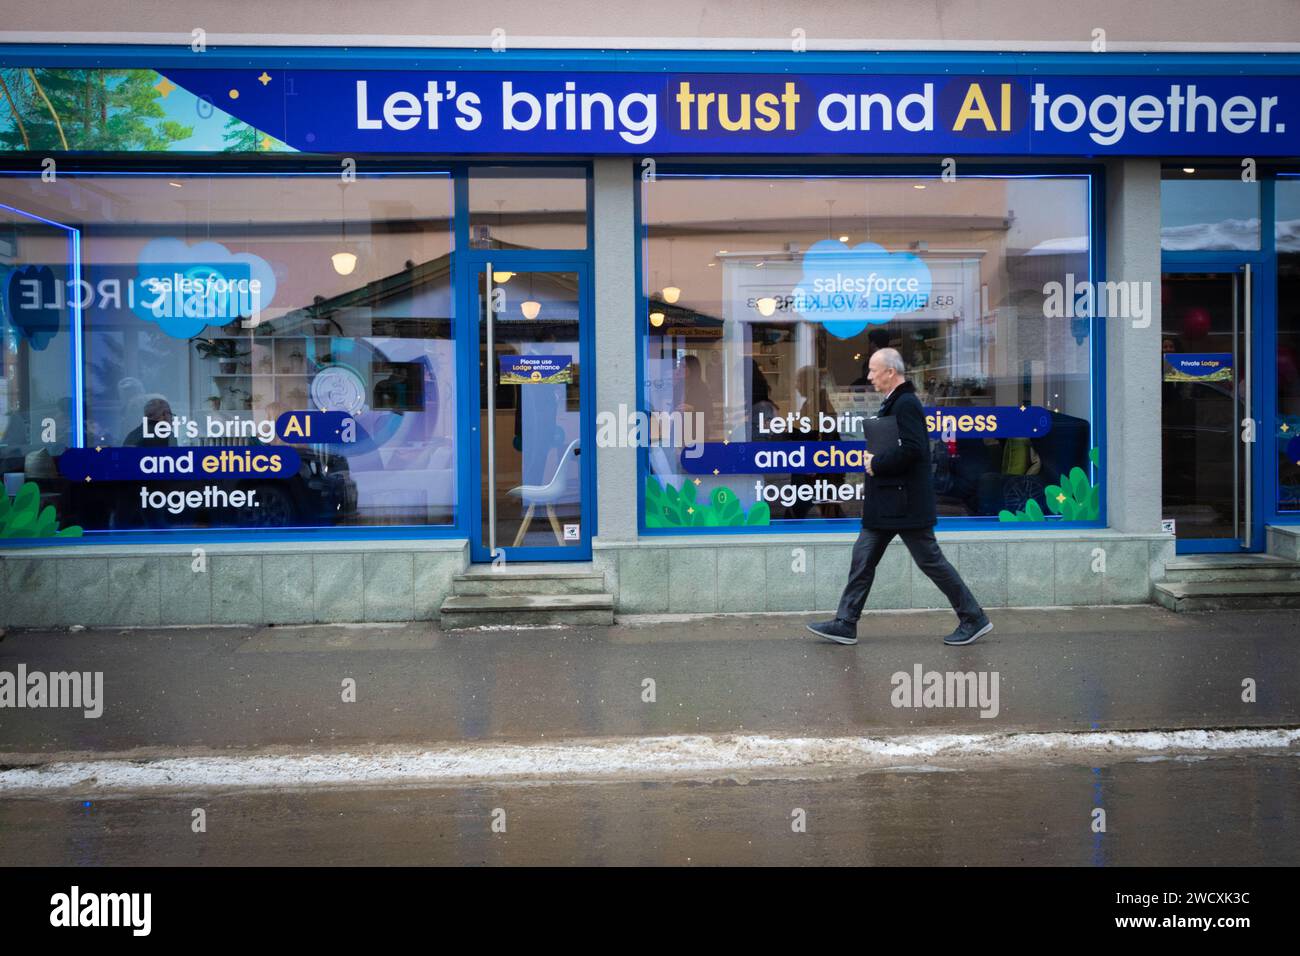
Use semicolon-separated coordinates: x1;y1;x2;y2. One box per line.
0;206;78;533
641;174;1097;528
1161;172;1261;251
478;271;584;550
1278;178;1300;511
0;171;456;534
469;166;587;250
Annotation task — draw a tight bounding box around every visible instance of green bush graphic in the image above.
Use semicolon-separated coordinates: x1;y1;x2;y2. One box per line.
1043;466;1101;522
998;497;1046;523
0;481;83;539
998;447;1101;523
644;476;770;528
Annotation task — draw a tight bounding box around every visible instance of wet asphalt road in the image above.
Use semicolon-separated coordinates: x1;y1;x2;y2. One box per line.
2;607;1297;866
2;751;1296;865
1;606;1298;757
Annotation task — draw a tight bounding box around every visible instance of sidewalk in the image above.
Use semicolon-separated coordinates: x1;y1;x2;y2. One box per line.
1;606;1297;760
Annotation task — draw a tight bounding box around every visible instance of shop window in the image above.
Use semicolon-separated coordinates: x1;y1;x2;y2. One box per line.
1277;177;1300;512
0;171;457;536
0;204;77;535
468;167;587;250
1161;170;1261;251
639;173;1098;530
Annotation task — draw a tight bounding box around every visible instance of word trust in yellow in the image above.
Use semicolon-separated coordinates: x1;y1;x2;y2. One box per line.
673;80;1013;133
675;81;800;132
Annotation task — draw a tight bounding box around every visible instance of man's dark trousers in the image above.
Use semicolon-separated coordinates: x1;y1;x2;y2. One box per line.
835;526;983;625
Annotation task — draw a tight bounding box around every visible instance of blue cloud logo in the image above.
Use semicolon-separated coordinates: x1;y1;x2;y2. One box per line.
3;264;62;350
792;240;932;339
131;239;277;339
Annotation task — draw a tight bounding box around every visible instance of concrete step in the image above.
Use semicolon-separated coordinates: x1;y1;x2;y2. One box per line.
439;593;615;628
1268;525;1300;561
453;566;607;596
1162;554;1300;583
1153;579;1300;612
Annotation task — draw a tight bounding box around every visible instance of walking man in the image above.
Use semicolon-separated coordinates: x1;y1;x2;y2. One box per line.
807;348;993;647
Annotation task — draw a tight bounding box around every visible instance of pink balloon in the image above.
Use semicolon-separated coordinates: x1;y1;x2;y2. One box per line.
1279;345;1299;385
1181;307;1211;340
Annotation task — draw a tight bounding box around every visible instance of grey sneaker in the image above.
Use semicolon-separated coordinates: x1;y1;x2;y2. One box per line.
806;618;858;645
944;615;992;646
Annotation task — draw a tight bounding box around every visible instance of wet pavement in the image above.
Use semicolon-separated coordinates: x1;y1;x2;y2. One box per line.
2;751;1295;865
1;606;1298;758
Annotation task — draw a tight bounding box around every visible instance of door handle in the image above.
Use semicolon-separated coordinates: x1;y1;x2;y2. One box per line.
486;263;497;558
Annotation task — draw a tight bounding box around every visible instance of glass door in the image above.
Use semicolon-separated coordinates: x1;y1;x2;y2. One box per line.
472;264;591;561
1160;266;1262;551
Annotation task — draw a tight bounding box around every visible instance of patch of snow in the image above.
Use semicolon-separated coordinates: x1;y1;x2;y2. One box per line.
1;728;1295;796
447;624;569;631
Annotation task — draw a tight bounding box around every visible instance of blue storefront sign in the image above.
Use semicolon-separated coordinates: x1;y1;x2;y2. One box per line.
159;69;1300;155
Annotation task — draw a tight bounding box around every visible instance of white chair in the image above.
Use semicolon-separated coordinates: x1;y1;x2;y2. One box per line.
507;438;580;546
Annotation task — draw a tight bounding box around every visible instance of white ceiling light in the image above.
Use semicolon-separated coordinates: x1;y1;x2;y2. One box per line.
332;182;356;276
649;311;665;327
663;237;681;306
521;300;542;320
756;297;777;317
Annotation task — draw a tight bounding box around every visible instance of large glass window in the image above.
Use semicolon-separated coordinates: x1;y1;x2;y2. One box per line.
0;171;456;537
1277;178;1300;512
640;173;1098;530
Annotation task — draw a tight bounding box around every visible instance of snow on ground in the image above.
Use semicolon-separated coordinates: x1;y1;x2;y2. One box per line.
1;728;1296;796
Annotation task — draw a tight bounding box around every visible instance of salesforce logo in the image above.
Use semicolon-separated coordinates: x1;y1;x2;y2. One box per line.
792;239;932;339
131;239;277;339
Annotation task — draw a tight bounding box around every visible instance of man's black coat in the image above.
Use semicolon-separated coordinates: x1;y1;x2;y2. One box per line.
861;379;937;529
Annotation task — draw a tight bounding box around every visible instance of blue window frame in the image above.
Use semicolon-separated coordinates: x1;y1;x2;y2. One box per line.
0;163;466;545
634;164;1107;535
1270;173;1299;520
456;164;597;562
1159;256;1267;552
1161;169;1299;542
0;157;596;549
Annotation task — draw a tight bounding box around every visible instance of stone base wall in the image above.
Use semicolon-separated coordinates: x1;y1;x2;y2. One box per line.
2;529;1193;627
0;540;468;628
593;531;1174;615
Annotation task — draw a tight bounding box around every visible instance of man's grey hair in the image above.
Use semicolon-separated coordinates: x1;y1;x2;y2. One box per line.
875;347;906;375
